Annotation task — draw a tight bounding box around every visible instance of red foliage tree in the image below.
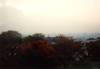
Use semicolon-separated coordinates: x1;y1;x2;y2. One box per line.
19;39;56;58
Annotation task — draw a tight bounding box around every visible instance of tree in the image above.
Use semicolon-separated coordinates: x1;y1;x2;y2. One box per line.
18;37;61;67
0;30;22;44
0;30;22;67
87;37;100;61
32;33;45;40
54;34;75;66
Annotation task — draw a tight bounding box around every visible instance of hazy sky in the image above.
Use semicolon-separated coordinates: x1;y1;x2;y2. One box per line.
0;0;100;35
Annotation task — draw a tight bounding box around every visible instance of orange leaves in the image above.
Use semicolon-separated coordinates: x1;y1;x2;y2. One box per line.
31;40;56;57
19;40;56;57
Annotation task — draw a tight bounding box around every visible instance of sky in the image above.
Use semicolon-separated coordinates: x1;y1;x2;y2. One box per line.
0;0;100;35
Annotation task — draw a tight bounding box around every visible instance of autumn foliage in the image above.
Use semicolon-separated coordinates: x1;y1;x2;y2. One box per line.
19;40;56;58
0;30;100;68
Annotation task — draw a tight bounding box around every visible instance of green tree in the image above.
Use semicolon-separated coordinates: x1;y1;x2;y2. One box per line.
32;33;45;40
0;30;22;67
0;30;22;44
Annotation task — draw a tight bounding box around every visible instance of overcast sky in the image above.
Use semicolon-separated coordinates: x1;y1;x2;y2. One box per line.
0;0;100;35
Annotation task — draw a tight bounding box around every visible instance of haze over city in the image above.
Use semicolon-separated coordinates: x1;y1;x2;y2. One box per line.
0;0;100;35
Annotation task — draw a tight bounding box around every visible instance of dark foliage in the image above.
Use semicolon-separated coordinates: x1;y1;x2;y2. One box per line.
0;30;100;68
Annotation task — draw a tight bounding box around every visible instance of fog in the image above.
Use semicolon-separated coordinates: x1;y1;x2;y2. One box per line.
0;0;100;35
